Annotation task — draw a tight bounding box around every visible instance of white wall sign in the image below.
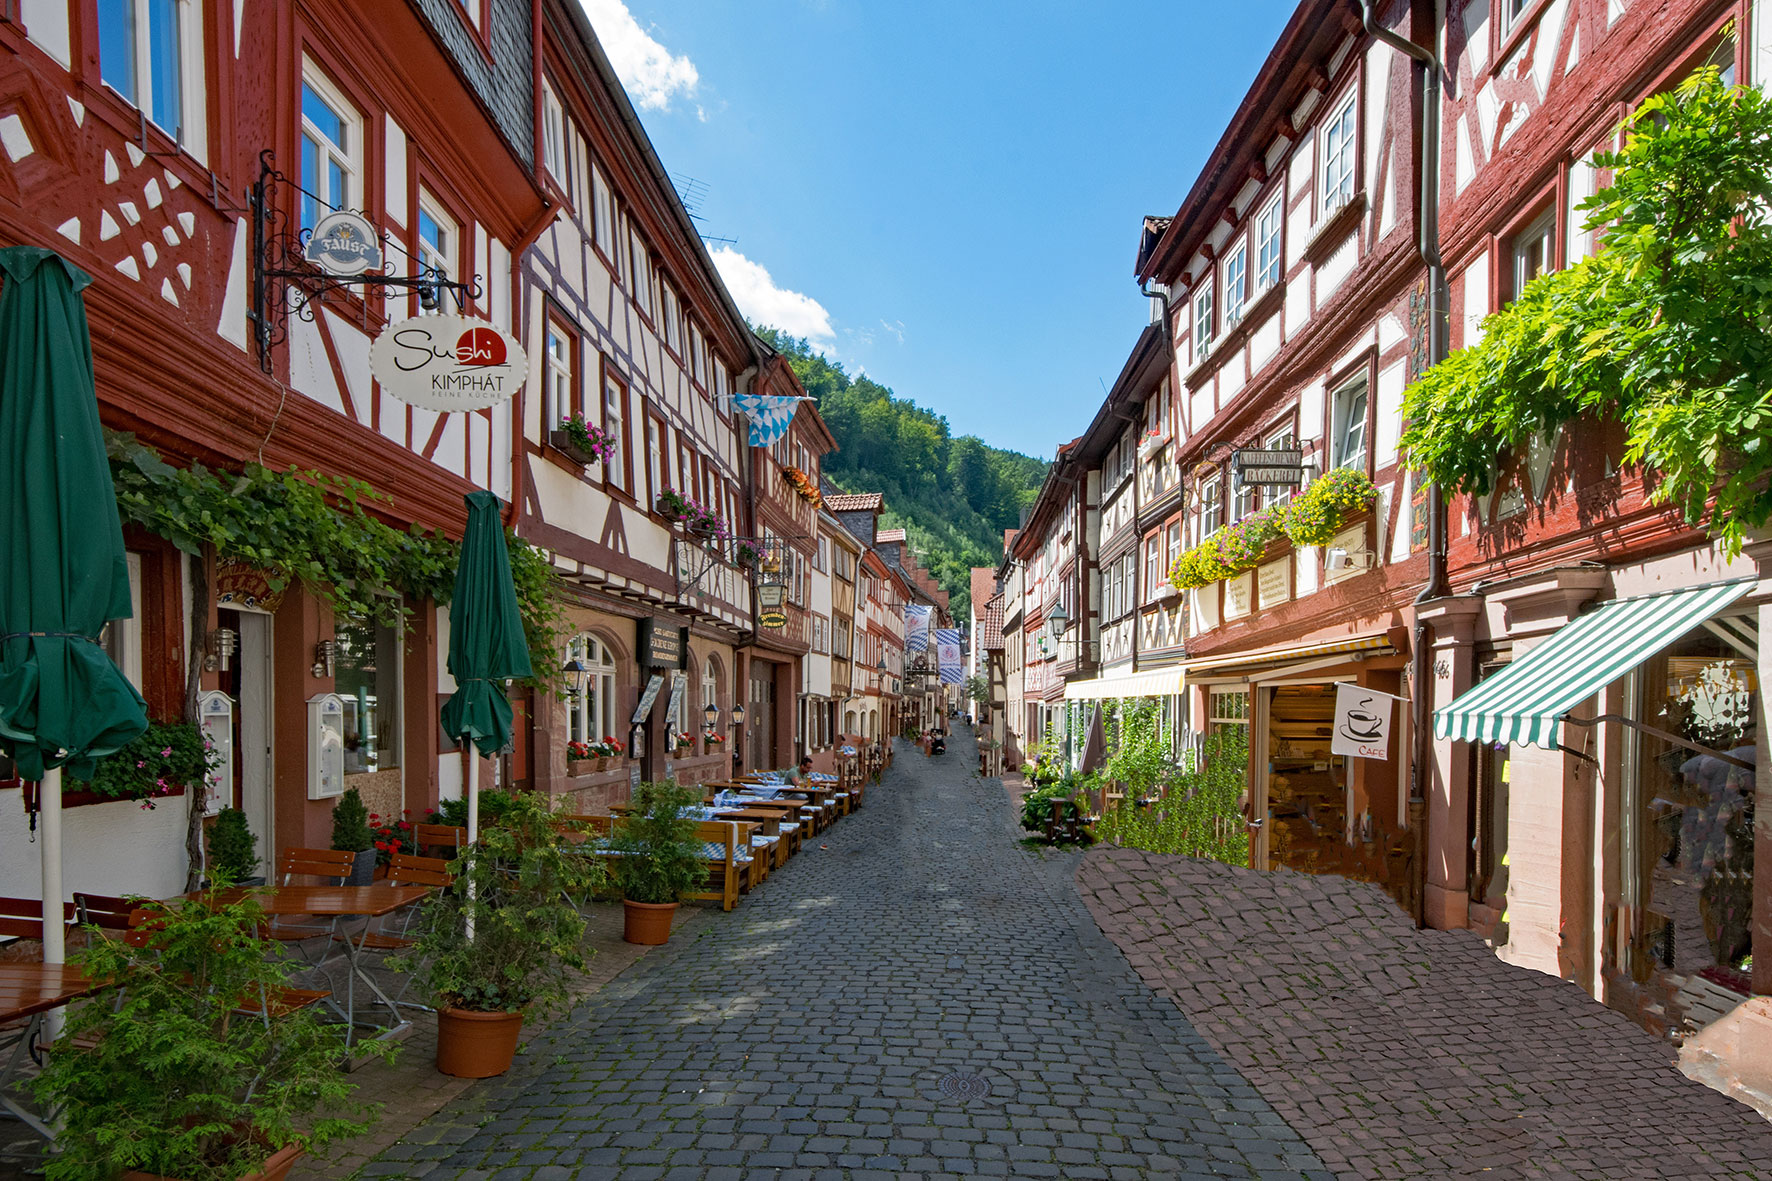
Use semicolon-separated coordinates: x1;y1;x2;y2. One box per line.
1224;572;1253;620
1257;558;1292;610
1332;682;1398;759
370;313;527;411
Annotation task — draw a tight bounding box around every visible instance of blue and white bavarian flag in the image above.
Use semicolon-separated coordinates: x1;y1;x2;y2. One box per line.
936;629;963;684
903;604;931;652
732;394;802;447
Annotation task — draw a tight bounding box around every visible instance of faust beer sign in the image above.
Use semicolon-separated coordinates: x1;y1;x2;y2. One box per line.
370;313;527;411
304;210;383;277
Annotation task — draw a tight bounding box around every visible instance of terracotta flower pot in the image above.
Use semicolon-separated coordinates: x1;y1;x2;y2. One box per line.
623;899;678;945
124;1141;304;1181
435;1006;525;1078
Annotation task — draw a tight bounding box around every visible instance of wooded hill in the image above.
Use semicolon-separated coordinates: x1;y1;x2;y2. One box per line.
756;328;1048;621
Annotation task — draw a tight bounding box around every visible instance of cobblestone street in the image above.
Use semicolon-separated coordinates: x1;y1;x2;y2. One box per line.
365;729;1328;1180
1079;849;1772;1180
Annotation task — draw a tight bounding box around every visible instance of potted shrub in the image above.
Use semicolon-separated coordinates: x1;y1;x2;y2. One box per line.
608;780;707;946
401;792;605;1078
207;807;261;887
330;788;375;886
33;887;385;1181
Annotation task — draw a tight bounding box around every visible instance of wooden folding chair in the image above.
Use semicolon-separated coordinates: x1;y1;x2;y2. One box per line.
412;823;467;859
0;896;75;941
267;848;356;951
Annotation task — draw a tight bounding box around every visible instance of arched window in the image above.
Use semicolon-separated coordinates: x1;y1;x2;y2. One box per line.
845;709;856;735
566;634;618;745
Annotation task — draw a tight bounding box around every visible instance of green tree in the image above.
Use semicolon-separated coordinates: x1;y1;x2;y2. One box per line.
1402;68;1772;555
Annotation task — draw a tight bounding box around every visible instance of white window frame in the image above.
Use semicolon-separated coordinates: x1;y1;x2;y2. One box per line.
299;65;362;232
567;635;618;745
603;372;628;490
591;163;618;267
1320;94;1358;215
544;318;574;430
1199;478;1223;537
1192;285;1215;364
101;552;145;692
1332;378;1369;471
1511;207;1557;301
1498;0;1531;37
1265;427;1298;507
1222;240;1248;325
99;0;208;160
542;82;566;182
416;191;457;283
1256;195;1283;291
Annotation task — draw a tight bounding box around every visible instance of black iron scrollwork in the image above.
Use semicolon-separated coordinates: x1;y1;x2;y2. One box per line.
248;150;483;374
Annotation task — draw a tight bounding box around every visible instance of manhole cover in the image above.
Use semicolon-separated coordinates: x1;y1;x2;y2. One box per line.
937;1072;991;1101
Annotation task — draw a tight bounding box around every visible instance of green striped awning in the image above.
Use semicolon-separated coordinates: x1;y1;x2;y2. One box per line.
1435;579;1754;749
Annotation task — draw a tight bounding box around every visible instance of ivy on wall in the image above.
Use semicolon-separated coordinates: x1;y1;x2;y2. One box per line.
106;432;567;691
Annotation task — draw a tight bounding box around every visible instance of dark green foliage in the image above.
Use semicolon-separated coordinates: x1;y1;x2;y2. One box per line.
755;328;1048;616
1402;69;1772;556
401;791;603;1014
428;788;519;829
208;807;259;881
1019;776;1094;845
74;717;218;806
329;787;373;853
609;781;708;905
34;887;386;1180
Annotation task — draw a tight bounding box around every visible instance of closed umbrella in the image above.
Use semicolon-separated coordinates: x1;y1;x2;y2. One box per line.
0;246;148;990
439;490;532;845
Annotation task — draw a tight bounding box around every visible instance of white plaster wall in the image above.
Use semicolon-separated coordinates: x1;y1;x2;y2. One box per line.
0;790;191;903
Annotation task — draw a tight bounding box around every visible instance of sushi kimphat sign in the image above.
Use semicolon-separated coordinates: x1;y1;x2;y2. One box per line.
370;313;527;411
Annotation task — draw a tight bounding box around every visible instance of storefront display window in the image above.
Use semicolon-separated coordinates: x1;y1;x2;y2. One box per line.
1624;628;1757;992
335;615;401;775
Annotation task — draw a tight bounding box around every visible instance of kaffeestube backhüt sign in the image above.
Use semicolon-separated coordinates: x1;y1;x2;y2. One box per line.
370;313;526;411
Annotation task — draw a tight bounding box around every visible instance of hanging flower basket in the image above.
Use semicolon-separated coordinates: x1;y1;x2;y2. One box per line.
781;467;823;507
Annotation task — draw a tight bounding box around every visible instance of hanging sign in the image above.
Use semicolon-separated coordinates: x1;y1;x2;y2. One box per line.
636;618;687;670
760;607;788;630
304;210;384;277
370;313;527;411
1332;682;1401;759
1233;447;1306;488
632;674;665;725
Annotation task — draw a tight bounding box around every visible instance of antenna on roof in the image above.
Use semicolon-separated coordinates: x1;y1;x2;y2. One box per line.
672;173;710;216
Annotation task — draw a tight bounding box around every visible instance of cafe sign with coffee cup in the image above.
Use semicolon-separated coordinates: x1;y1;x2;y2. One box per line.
1332;683;1398;759
369;313;527;412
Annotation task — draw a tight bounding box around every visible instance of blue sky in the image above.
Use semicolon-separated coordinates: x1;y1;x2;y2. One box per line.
584;0;1297;460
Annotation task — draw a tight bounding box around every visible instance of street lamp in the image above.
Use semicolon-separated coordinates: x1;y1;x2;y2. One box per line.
1046;604;1070;644
562;658;587;701
703;700;719;736
731;704;746;727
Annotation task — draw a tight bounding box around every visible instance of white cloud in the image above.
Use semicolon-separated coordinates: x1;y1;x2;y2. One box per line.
879;318;906;344
710;247;835;344
578;0;700;112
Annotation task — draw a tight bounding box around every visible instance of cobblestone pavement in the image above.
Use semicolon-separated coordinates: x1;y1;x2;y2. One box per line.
366;729;1330;1180
1079;848;1772;1180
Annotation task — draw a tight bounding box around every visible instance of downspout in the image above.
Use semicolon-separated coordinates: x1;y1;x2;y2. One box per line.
1361;0;1449;926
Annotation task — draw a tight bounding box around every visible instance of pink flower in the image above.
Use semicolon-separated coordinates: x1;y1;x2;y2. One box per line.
159;747;172;758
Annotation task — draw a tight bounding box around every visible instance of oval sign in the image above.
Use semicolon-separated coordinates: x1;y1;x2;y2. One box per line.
370;313;527;411
303;210;384;277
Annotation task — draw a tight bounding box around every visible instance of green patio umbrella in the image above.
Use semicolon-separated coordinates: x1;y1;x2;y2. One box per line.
0;245;148;980
439;489;532;843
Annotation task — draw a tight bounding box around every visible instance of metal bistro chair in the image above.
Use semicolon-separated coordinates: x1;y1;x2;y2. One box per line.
339;853;452;1012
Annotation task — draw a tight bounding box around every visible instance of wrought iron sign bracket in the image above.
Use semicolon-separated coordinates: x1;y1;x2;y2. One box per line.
249;151;482;374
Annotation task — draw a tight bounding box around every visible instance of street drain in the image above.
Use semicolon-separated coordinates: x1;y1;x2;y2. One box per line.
937;1072;991;1102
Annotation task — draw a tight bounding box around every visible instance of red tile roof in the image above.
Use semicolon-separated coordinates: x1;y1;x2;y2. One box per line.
826;493;884;512
980;597;1005;650
876;528;907;544
970;568;997;616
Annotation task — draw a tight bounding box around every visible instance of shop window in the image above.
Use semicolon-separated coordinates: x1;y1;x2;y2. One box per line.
298;67;361;233
99;0;204;154
1623;627;1758;991
566;634;618;745
1331;378;1368;471
335;614;402;775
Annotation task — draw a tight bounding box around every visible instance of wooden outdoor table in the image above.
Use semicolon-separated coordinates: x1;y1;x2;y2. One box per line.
182;885;433;1048
0;963;107;1140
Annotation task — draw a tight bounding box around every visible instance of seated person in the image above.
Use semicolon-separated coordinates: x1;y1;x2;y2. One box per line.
786;755;815;785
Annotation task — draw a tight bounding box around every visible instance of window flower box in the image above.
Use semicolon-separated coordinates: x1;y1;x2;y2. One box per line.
549;415;616;468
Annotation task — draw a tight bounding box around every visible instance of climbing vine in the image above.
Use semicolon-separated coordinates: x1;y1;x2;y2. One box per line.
106;431;566;690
